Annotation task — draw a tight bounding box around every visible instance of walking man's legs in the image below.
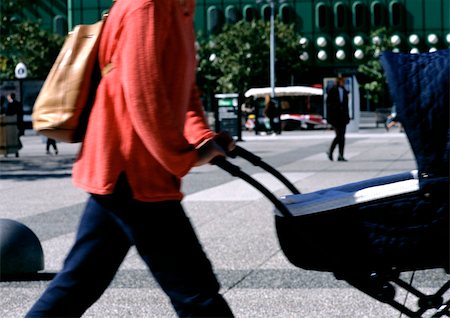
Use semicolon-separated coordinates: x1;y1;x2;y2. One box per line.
46;139;58;155
327;125;347;161
336;125;347;161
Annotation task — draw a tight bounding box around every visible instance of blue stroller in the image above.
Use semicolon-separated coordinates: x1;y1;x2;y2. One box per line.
215;49;449;317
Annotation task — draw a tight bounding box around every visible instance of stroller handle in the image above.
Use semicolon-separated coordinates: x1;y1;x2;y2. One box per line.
213;133;299;195
211;156;293;218
229;146;301;195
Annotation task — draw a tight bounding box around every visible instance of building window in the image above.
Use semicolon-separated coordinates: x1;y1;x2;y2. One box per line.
389;1;403;28
225;5;239;24
207;6;222;34
352;2;366;29
315;3;330;31
371;1;385;28
243;5;256;22
279;4;293;24
261;4;271;22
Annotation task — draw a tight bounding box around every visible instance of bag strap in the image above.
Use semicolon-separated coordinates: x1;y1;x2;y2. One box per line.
102;63;114;77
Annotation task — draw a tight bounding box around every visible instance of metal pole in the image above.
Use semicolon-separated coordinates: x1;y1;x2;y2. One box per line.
269;0;275;98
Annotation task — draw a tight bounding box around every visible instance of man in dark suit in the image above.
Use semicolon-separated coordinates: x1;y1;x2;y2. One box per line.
326;77;350;161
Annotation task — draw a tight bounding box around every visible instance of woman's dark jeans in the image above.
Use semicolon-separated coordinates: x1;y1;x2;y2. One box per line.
25;176;233;317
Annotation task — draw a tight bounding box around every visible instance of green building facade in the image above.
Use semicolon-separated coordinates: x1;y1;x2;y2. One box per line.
196;0;449;68
14;0;450;101
21;0;450;69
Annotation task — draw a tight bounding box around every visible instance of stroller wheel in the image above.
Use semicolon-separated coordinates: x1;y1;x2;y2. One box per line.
418;294;443;311
343;272;396;303
372;281;396;303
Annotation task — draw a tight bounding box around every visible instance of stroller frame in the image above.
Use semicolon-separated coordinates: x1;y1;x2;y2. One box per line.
213;145;450;318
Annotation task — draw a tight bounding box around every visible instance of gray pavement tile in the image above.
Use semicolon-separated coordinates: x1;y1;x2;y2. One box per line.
1;130;448;318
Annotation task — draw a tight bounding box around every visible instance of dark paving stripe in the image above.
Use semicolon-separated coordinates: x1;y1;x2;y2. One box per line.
19;203;85;241
2;268;447;290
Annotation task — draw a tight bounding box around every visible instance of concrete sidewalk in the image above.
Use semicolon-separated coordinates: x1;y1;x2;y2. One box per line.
1;128;449;318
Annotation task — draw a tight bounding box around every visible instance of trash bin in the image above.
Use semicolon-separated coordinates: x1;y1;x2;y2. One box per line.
0;115;20;157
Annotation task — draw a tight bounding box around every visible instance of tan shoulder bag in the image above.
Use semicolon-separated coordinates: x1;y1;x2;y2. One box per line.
32;2;115;143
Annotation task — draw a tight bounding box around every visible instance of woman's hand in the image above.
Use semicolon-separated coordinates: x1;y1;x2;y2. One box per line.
212;131;236;154
195;139;226;166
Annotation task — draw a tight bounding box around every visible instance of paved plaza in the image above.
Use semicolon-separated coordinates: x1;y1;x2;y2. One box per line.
1;127;449;317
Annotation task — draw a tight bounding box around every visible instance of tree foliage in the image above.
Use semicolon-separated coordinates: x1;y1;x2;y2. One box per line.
357;28;395;106
197;20;303;95
0;0;64;79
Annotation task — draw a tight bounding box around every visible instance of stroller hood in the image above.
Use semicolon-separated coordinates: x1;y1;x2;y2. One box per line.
380;49;449;179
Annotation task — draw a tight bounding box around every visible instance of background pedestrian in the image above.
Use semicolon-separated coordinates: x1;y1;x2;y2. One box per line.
325;76;350;161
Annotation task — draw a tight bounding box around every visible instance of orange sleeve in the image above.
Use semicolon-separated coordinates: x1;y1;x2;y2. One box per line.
119;3;197;178
184;85;215;146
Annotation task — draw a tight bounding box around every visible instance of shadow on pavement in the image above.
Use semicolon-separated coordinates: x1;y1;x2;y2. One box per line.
0;272;57;282
0;156;75;180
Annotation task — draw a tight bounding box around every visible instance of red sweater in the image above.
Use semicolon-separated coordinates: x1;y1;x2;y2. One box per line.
72;0;214;202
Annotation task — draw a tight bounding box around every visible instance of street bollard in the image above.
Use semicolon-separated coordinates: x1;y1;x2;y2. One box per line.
0;218;44;278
